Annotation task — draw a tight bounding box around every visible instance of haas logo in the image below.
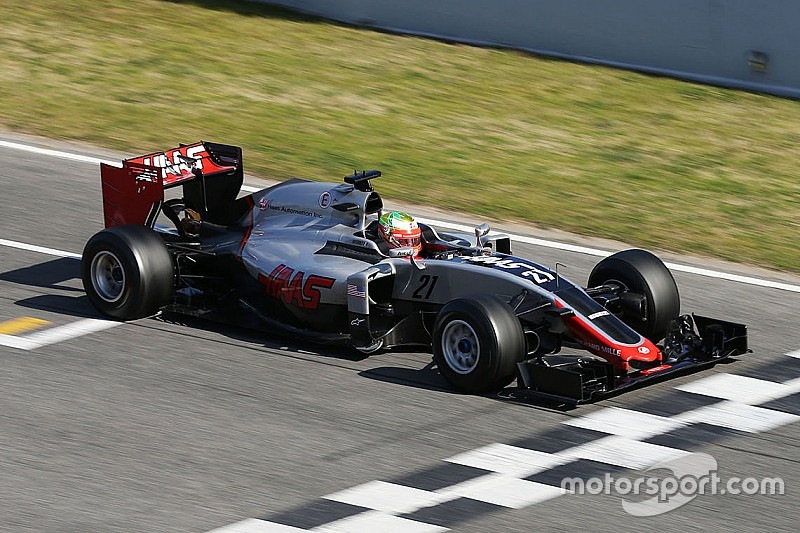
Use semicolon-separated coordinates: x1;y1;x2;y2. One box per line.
258;264;335;309
142;145;206;175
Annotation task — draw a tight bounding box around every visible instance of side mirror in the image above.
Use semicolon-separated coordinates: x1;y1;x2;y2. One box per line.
475;223;490;247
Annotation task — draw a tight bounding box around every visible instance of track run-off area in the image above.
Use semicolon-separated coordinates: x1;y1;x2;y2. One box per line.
1;132;799;532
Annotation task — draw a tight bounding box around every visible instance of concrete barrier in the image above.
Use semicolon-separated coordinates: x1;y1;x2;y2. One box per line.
259;0;800;98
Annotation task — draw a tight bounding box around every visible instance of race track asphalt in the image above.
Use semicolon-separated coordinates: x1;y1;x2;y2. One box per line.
0;131;798;532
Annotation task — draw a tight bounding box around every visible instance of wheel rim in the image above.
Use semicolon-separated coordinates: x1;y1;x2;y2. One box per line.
441;319;480;374
90;251;126;303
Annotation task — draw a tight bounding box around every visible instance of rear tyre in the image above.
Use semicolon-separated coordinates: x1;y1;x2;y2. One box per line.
588;249;680;341
432;295;526;394
81;225;174;320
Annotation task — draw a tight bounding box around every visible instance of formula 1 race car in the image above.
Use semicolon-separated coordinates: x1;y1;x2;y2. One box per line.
81;141;749;403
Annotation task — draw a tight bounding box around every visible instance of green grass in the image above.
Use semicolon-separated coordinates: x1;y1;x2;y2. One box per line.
2;0;800;271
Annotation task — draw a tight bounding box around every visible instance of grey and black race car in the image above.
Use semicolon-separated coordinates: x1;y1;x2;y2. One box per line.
81;141;749;403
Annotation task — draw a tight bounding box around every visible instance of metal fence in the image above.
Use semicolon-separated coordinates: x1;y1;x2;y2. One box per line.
259;0;800;98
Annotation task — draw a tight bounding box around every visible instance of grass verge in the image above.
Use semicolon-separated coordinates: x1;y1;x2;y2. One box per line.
1;0;799;271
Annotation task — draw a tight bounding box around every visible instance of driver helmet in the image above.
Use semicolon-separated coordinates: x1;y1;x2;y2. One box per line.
378;211;422;254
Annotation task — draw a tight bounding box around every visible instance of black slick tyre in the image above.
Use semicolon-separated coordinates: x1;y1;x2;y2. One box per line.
432;294;526;394
588;249;680;341
81;225;174;320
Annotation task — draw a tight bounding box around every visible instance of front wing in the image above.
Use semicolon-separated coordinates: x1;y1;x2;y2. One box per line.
513;314;749;404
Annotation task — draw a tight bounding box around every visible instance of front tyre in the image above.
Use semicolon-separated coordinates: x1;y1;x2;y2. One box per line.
433;295;526;394
81;225;174;320
588;249;680;341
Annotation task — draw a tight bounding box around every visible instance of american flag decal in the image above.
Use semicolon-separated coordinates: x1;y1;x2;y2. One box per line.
347;283;366;298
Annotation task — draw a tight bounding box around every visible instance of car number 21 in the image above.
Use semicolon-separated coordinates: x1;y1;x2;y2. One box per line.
413;275;439;299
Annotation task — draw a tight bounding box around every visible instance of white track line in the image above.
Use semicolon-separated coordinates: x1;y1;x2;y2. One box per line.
0;238;81;259
325;480;452;515
22;318;119;348
436;473;564;509
563;406;683;440
675;373;795;405
0;318;121;351
3;139;800;293
556;435;692;470
0;333;37;350
0;139;116;166
445;443;568;477
674;400;800;433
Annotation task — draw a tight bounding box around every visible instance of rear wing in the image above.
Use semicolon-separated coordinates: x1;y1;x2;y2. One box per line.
100;141;244;228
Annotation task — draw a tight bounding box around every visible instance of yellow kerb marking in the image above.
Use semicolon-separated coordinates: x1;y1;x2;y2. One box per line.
0;317;50;335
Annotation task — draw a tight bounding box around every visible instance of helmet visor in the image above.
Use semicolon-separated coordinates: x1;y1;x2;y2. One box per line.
393;234;421;248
